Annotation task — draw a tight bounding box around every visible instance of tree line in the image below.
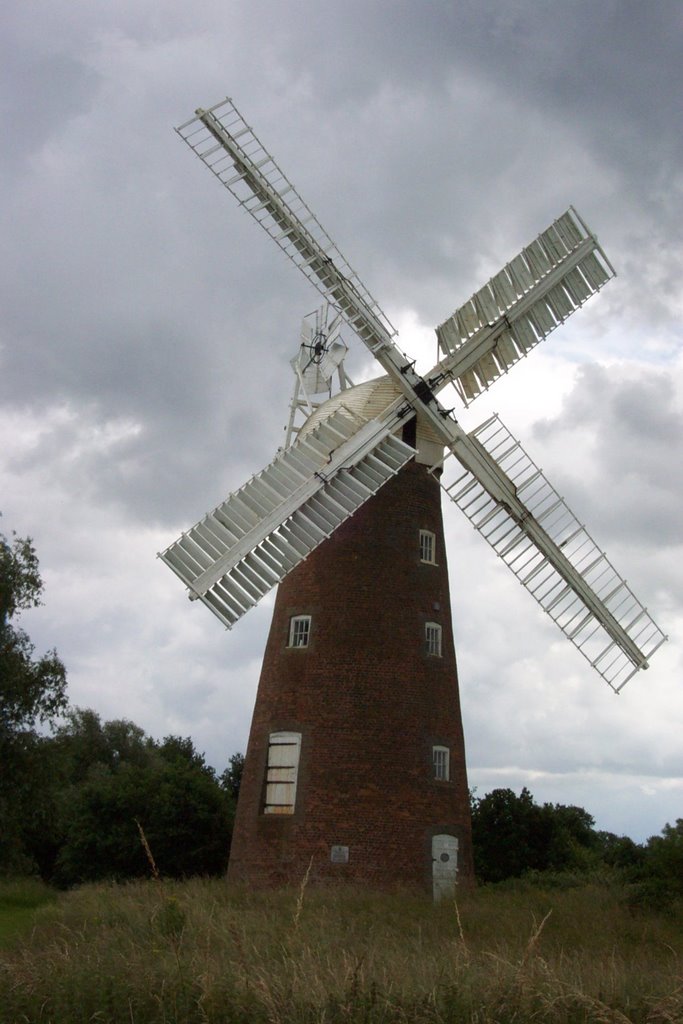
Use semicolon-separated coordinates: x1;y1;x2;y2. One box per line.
471;787;683;909
2;527;681;903
1;526;243;885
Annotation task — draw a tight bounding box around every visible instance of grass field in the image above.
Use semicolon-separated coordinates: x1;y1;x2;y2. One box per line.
1;874;681;1023
0;878;56;949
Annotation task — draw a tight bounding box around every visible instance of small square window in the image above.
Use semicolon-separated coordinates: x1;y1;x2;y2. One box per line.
433;746;450;781
419;530;436;564
425;622;442;657
288;615;311;648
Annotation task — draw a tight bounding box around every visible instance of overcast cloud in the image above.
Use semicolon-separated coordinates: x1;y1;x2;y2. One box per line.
1;0;681;842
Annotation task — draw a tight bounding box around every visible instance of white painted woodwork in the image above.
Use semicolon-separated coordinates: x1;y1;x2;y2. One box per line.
432;834;459;901
434;209;616;405
264;732;301;814
176;100;397;341
300;376;441;465
159;405;414;628
432;746;450;781
171;97;666;688
441;415;668;691
285;305;351;448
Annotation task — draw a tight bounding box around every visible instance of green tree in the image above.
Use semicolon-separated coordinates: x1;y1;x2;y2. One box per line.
0;532;67;737
52;708;148;778
471;787;603;882
622;819;683;912
596;830;645;871
543;802;600;871
50;714;234;885
645;819;683;885
0;530;68;873
471;787;548;882
220;751;245;801
641;819;683;902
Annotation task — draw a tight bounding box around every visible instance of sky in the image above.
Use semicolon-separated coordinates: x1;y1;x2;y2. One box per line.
1;0;681;844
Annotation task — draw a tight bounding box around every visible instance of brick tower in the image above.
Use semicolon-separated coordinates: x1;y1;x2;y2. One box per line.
227;388;474;892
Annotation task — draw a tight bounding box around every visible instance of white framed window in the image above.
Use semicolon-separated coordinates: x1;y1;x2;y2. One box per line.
419;529;436;564
425;621;442;657
264;732;301;814
432;745;450;781
288;615;311;648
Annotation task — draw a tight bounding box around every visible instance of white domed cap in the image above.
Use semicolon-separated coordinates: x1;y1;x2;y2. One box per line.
301;375;443;466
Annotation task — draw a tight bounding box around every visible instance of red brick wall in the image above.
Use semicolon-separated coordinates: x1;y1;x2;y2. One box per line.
227;460;474;892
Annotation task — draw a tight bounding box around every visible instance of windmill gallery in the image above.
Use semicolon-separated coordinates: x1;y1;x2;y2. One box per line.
160;98;666;898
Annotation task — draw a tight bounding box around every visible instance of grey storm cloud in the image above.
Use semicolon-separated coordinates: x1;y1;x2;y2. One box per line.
1;0;681;842
532;364;683;550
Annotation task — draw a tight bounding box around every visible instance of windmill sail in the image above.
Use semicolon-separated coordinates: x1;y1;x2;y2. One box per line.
176;99;398;343
295;332;347;397
435;209;615;405
172;97;666;687
160;403;413;628
441;415;667;691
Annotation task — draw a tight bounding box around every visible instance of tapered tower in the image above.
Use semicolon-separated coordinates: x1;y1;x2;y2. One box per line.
227;400;473;891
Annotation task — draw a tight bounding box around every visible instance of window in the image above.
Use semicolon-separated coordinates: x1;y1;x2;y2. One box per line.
432;745;450;781
288;615;311;648
264;732;301;814
419;529;436;564
425;622;442;657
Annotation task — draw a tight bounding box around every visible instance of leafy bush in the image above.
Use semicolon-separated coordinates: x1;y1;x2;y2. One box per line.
50;714;235;886
627;818;683;914
470;787;602;883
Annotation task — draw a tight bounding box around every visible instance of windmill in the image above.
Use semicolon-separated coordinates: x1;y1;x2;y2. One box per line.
161;98;667;895
284;302;351;447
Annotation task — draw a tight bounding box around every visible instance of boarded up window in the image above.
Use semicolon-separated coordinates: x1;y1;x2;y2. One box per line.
264;732;301;814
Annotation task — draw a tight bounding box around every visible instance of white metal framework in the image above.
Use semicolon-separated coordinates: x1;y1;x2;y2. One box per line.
264;732;301;814
165;96;667;691
285;303;352;448
160;405;414;629
435;208;615;405
441;415;667;691
176;99;398;341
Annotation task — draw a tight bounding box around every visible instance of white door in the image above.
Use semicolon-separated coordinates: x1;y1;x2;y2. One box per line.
432;834;459;901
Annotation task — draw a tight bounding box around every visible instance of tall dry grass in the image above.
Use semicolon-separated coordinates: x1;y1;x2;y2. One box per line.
0;875;681;1023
